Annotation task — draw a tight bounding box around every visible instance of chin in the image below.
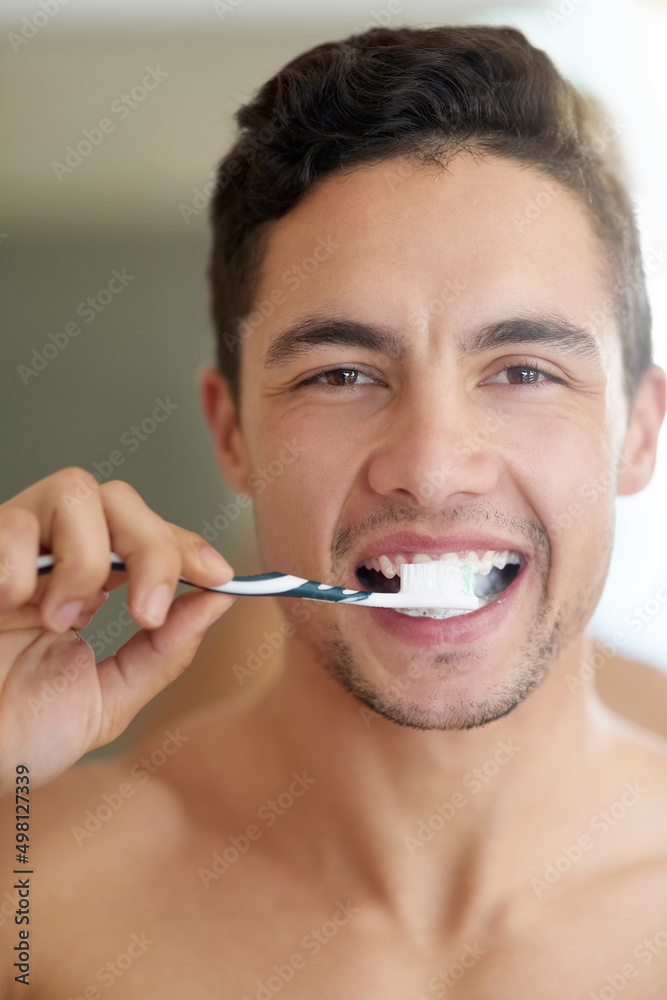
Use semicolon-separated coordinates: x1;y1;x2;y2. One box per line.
319;626;560;732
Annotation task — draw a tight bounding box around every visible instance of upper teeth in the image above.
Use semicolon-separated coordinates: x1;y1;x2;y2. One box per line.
361;550;520;580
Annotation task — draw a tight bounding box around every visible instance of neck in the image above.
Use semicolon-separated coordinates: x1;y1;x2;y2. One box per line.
255;630;612;934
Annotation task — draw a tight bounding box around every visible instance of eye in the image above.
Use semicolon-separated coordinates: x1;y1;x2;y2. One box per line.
484;363;565;388
297;367;382;389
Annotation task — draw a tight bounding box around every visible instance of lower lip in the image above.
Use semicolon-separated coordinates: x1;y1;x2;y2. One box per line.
362;563;529;648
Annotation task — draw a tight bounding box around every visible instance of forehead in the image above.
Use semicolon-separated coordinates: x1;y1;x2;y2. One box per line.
246;152;615;364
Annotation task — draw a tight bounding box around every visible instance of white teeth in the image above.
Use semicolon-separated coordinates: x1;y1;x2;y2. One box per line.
378;554;397;578
362;548;522;581
477;550;495;575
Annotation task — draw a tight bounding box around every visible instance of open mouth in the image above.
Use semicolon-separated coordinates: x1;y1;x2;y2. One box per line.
355;550;523;615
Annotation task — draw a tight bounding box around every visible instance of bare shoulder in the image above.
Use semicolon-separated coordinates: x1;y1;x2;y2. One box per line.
595;650;667;741
0;705;236;997
7;754;192;923
0;755;176;997
30;699;248;863
603;700;667;787
1;692;258;882
592;700;667;870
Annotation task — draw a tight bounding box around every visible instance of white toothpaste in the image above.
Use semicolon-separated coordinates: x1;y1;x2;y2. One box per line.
396;561;478;619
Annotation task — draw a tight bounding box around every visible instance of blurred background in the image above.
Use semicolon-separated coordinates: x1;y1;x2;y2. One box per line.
1;0;666;696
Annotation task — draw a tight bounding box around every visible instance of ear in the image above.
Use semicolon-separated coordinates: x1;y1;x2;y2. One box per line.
617;364;666;495
199;365;254;496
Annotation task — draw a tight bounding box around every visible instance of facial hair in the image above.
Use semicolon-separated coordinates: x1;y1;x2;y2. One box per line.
308;500;608;731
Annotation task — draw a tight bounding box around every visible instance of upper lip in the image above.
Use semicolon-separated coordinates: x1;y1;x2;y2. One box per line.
353;531;530;568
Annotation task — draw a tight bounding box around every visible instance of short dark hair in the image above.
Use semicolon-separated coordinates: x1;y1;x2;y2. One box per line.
208;24;652;410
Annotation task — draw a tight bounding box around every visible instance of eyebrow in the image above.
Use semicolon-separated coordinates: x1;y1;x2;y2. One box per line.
264;317;407;368
263;313;602;368
461;315;602;362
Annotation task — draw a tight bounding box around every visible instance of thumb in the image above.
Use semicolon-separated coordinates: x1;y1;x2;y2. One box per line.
93;589;234;748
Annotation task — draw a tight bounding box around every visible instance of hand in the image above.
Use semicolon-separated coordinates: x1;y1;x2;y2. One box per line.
0;468;235;795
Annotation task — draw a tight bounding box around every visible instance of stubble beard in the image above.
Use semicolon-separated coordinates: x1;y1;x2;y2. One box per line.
309;565;604;730
291;501;611;730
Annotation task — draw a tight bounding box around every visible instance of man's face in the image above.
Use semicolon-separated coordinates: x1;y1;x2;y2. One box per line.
234;152;631;729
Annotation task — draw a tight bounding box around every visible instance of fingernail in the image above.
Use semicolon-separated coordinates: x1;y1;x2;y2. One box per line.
142;584;172;627
199;545;232;579
51;600;83;632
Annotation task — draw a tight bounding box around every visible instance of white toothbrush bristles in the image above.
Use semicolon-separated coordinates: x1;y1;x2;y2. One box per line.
395;561;478;619
399;560;475;597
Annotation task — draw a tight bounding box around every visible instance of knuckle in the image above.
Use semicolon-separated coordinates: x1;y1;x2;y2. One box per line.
152;535;182;573
101;478;138;502
3;575;35;607
127;531;180;577
183;529;209;558
145;517;181;552
54;553;111;593
0;507;39;539
55;466;97;493
128;517;177;552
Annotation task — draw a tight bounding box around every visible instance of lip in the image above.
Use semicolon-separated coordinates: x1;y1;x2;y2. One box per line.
364;556;529;648
353;530;529;571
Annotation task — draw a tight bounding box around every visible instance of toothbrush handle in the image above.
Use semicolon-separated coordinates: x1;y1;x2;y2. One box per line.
35;553;373;604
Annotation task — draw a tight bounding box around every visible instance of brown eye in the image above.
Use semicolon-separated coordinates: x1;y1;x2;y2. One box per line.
325;369;360;385
300;368;378;388
507;367;541;384
484;364;559;387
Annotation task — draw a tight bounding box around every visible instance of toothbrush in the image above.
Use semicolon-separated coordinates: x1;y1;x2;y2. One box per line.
36;552;480;616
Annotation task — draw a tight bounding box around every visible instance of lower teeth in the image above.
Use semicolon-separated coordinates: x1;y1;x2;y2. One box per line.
395;607;478;619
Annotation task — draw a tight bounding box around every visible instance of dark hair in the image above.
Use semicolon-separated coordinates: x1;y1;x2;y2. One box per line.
208;24;651;410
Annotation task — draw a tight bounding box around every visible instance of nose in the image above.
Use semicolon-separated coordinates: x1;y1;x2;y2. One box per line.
366;385;502;509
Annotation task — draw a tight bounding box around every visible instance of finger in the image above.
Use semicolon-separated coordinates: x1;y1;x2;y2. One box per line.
69;588;110;630
18;468;112;634
100;482;233;631
162;521;234;589
99;481;182;630
0;507;40;613
0;589;109;634
93;589;234;747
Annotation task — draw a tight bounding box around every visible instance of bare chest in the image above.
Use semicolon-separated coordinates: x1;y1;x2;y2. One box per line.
25;856;667;1000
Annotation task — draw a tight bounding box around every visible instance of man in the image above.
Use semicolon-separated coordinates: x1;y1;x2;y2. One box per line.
1;23;666;998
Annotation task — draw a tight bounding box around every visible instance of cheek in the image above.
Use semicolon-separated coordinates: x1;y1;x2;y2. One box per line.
249;419;362;570
521;415;617;575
